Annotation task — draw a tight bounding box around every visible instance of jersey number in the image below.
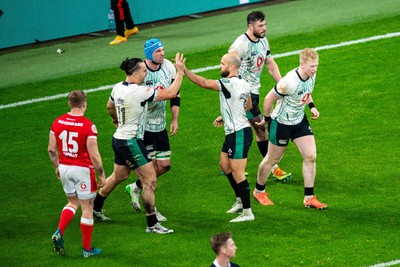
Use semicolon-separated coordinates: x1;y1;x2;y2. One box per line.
116;106;126;125
59;130;79;153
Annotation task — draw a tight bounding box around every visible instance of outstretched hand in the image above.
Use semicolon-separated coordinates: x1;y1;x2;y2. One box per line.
174;52;186;73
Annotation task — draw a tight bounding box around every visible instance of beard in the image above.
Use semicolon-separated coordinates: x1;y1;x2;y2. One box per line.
221;70;230;78
253;31;265;39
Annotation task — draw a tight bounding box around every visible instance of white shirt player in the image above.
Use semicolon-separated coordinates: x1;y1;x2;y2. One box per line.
229;33;271;95
218;76;251;135
110;81;158;140
144;59;176;132
272;68;316;125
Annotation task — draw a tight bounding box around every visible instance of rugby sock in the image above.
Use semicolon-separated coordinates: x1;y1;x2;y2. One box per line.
257;140;269;157
255;182;266;192
80;217;94;251
58;206;76;235
304;187;314;198
135;179;143;190
271;164;278;172
93;193;107;212
225;172;240;198
237;179;251;209
146;214;158;227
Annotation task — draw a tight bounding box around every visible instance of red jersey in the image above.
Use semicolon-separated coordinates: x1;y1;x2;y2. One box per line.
50;113;98;168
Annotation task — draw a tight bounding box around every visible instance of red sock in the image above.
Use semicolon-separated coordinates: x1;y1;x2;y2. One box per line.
80;217;94;251
57;206;76;235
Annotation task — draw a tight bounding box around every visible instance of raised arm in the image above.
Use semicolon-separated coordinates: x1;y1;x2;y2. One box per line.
156;52;186;101
184;68;219;91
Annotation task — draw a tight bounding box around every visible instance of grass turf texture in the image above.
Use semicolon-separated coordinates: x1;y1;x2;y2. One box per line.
0;0;399;266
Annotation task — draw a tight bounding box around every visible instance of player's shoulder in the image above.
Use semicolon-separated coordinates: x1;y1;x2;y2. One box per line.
162;58;174;68
161;59;176;73
229;33;248;49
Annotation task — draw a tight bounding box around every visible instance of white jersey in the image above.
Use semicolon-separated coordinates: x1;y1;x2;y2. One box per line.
271;68;316;125
144;59;176;132
110;81;158;140
229;33;271;95
218;76;251;135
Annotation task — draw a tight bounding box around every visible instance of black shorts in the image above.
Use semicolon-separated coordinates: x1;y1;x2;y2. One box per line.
143;129;171;160
112;137;151;170
246;93;261;120
221;127;253;159
268;115;313;147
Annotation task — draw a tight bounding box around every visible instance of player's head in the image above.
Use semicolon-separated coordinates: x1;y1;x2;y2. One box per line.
68;90;86;109
220;53;241;78
120;57;147;83
144;38;165;64
210;232;237;259
299;48;319;77
247;11;266;39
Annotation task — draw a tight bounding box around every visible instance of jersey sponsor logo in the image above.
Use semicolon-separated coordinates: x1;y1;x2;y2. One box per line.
278;139;288;145
57;119;83;127
155;86;165;91
256;56;263;69
63;151;78;158
301;93;310;103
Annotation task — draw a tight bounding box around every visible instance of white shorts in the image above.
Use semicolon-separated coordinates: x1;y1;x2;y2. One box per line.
58;164;97;200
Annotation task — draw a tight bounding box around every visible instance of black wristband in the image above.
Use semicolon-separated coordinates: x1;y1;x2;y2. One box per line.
308;102;316;109
170;96;181;107
264;116;271;123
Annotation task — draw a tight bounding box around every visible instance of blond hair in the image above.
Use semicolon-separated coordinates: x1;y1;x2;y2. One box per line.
300;48;319;63
68;90;86;109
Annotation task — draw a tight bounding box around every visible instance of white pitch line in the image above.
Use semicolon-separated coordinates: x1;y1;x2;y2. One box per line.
368;259;400;267
1;32;399;110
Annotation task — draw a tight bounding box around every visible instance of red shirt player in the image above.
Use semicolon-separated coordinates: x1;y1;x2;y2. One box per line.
48;90;106;258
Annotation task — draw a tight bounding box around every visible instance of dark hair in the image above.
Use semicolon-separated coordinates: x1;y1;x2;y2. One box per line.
247;11;265;24
68;90;86;108
210;232;232;254
120;57;144;75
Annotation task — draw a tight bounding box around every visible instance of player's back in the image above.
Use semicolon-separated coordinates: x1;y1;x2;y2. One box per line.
51;113;96;167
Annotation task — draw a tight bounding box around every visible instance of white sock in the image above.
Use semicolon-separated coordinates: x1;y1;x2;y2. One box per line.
242;208;253;216
271;164;278;172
